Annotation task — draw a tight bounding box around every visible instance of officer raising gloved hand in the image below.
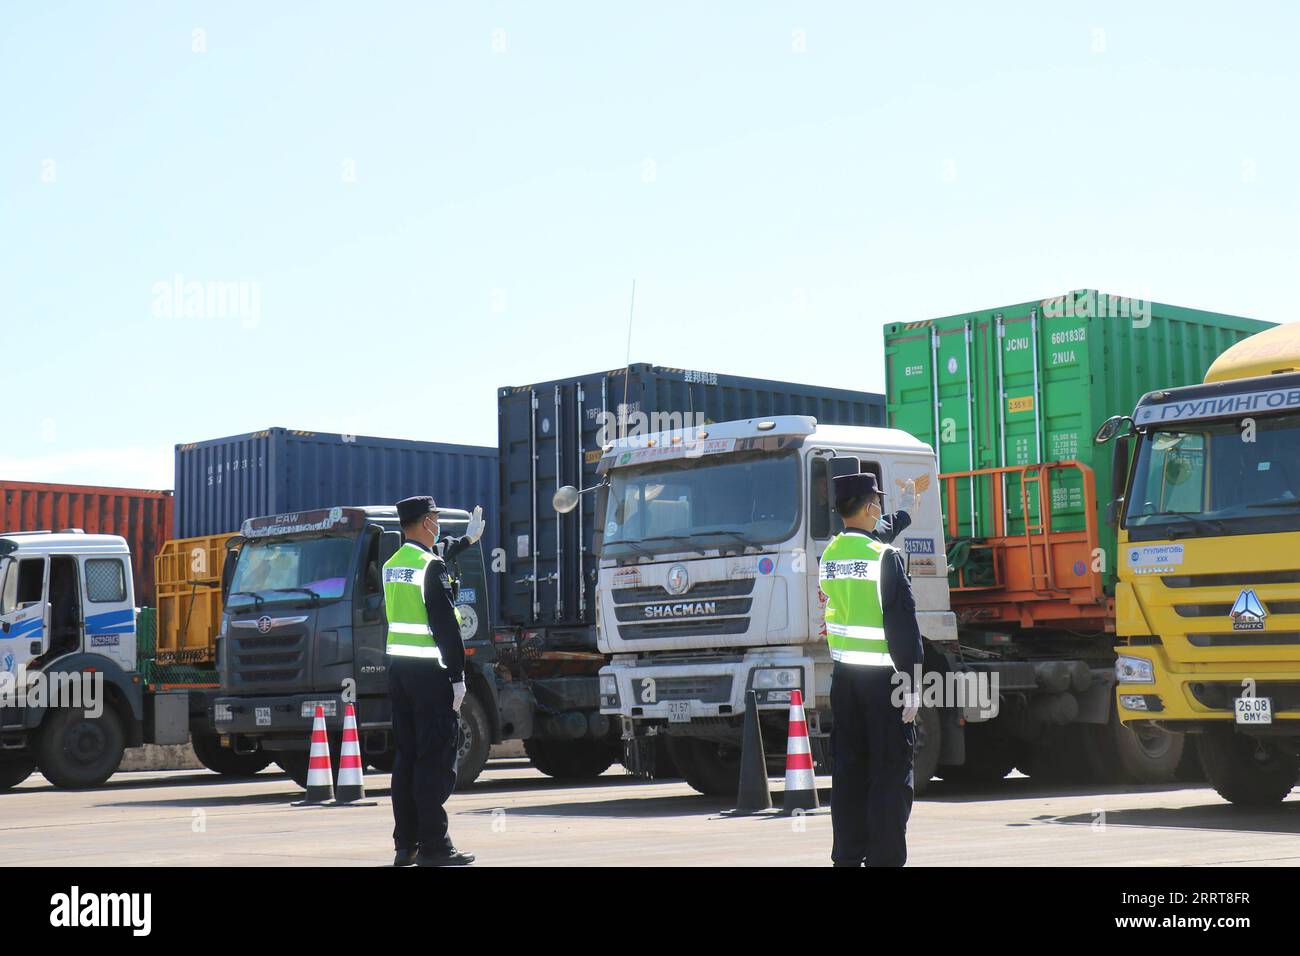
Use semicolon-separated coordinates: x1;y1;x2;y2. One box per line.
820;469;925;867
383;495;476;868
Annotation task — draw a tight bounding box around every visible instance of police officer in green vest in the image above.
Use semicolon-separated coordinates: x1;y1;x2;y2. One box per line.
821;470;924;867
384;495;483;867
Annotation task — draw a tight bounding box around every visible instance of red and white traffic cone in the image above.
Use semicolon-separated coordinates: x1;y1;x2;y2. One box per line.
334;703;366;804
303;705;334;805
781;689;819;814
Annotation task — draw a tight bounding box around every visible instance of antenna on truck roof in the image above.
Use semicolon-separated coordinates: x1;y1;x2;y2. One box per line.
621;279;636;439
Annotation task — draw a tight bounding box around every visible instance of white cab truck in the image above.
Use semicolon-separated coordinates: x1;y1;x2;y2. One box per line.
582;415;967;795
0;532;198;790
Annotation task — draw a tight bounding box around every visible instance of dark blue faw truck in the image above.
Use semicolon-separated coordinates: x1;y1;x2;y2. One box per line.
210;505;619;788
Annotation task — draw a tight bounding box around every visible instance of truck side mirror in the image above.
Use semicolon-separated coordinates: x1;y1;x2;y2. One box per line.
1105;499;1123;528
553;485;580;514
220;548;239;601
1106;435;1131;528
1094;414;1134;445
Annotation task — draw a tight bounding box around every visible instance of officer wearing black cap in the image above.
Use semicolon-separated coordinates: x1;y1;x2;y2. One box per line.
820;469;924;866
383;495;483;867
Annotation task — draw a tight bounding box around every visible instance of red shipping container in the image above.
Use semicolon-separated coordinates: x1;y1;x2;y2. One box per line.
0;481;173;606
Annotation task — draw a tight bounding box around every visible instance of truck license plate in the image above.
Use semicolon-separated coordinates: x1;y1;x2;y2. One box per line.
667;701;691;723
256;706;272;727
1234;697;1272;725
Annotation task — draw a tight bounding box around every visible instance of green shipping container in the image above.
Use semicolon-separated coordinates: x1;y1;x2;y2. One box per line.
883;291;1273;596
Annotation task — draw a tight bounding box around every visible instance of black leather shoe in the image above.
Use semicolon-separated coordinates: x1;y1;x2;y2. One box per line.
393;847;418;867
416;848;475;867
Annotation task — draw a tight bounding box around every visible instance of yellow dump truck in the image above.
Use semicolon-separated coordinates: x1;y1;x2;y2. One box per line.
1097;323;1300;804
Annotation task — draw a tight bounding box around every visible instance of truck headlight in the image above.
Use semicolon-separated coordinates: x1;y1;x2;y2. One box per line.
214;703;232;723
753;667;801;690
599;675;618;697
1115;655;1155;685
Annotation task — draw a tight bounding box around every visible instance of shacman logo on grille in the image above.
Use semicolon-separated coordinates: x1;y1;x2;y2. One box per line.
644;602;717;619
1230;589;1267;631
257;616;273;634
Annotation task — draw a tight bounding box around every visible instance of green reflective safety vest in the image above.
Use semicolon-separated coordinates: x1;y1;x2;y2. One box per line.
383;542;446;664
819;532;895;668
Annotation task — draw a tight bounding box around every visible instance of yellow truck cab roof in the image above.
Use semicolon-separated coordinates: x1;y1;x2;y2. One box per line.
1204;322;1300;383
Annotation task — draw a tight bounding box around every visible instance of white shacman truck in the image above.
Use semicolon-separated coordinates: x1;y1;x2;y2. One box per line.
577;416;967;795
0;532;199;790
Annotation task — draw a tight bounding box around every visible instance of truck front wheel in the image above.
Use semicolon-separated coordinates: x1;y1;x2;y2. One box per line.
0;754;37;791
454;692;491;789
37;707;125;789
1084;710;1184;784
1198;728;1300;806
191;735;273;778
666;737;742;796
524;738;617;781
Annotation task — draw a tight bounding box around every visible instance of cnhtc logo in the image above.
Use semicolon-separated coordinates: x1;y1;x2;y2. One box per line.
1229;589;1267;631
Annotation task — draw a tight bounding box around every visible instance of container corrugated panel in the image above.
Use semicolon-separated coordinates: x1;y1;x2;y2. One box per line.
174;428;500;617
0;481;173;606
498;363;886;634
883;291;1274;593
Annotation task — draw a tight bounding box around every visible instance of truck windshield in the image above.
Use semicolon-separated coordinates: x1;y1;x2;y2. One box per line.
228;534;356;607
1125;412;1300;539
601;449;800;556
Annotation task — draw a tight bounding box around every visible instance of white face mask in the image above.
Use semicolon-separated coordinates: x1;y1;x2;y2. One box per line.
423;517;440;542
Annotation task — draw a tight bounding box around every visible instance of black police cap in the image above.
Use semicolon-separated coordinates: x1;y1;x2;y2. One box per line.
832;472;885;507
396;495;443;524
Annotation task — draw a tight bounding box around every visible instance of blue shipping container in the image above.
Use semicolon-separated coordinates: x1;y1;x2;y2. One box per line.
497;362;885;638
174;428;500;617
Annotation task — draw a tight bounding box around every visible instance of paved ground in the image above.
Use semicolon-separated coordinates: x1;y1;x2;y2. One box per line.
5;761;1300;866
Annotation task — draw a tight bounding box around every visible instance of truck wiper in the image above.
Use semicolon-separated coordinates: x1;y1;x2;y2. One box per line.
1247;497;1300;508
228;591;265;609
607;540;655;558
267;587;321;604
1149;512;1225;538
631;534;709;556
695;528;762;549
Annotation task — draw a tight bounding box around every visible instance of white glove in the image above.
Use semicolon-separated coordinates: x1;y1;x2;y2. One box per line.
452;681;466;713
465;505;485;544
901;692;920;724
898;478;918;515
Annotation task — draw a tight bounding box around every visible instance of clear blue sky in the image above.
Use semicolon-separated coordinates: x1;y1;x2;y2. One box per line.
3;1;1296;489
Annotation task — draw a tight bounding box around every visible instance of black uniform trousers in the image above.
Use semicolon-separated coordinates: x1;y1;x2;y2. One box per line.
829;662;915;867
388;656;459;853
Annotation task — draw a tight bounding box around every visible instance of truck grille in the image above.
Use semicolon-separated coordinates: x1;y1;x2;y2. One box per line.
640;676;733;703
611;577;754;641
617;618;751;641
1188;681;1300;712
612;579;754;603
1176;601;1300;617
1162;570;1300;588
1187;631;1300;647
229;629;306;688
